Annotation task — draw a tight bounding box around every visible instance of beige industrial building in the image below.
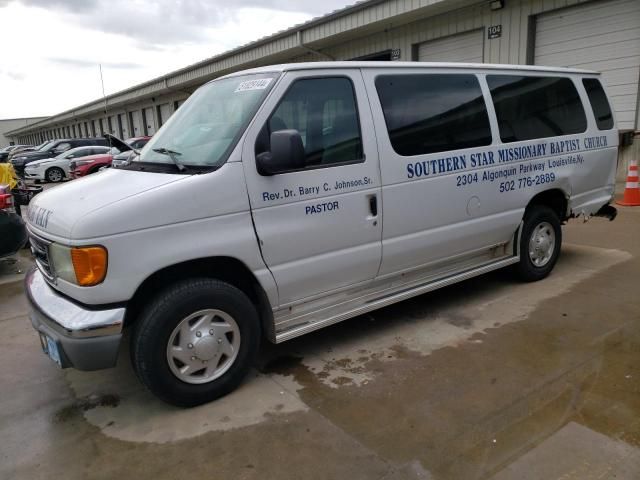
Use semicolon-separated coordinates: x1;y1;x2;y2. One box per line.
6;0;640;168
0;117;47;148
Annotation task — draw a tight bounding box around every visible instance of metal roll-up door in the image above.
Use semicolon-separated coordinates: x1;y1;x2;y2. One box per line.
417;30;484;63
534;0;640;129
108;115;117;135
143;107;156;135
130;111;142;136
121;114;130;139
159;103;172;127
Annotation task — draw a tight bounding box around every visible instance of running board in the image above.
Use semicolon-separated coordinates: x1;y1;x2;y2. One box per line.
275;256;519;343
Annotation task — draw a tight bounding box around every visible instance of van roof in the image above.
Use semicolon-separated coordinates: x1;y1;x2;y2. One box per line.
222;61;599;79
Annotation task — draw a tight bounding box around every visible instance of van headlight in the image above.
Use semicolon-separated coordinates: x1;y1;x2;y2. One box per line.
49;243;108;286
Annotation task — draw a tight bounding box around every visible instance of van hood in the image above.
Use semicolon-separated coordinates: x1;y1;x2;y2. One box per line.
26;168;186;240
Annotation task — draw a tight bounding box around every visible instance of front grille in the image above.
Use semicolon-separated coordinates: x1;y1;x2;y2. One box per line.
29;234;54;281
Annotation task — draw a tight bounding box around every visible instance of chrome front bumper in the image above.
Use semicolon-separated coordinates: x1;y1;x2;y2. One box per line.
25;268;124;370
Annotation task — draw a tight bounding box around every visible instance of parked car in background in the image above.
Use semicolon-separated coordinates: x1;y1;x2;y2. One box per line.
70;146;124;178
0;146;16;163
6;141;53;163
11;138;110;176
7;144;41;160
1;144;31;162
127;136;151;150
111;136;151;168
0;208;27;258
70;135;147;176
0;183;27;258
24;145;111;183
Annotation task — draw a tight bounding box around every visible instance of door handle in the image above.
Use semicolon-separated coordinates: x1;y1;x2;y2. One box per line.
368;194;378;217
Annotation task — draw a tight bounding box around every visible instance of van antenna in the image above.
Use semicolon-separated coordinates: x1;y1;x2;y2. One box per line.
99;64;107;115
99;64;109;144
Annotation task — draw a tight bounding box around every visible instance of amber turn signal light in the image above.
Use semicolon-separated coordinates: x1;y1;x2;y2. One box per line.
71;246;108;286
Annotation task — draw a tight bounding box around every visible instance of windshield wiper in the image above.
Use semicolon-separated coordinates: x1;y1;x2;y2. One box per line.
153;147;186;172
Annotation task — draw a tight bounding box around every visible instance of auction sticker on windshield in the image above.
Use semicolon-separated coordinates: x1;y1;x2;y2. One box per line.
235;78;272;92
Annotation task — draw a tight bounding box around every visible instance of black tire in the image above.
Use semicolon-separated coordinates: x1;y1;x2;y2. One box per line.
131;278;261;407
514;205;562;282
45;167;64;183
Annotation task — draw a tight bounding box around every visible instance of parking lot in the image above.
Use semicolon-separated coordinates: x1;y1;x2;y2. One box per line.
0;186;638;479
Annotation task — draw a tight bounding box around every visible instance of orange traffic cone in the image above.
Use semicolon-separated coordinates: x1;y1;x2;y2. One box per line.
617;159;640;206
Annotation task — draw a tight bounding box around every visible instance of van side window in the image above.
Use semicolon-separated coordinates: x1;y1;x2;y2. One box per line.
487;75;587;142
374;74;492;156
255;77;364;169
582;79;614;130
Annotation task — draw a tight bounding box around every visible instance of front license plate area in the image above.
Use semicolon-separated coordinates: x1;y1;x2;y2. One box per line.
39;333;62;367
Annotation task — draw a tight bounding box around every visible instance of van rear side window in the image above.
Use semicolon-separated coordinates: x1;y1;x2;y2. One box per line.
375;74;492;156
582;79;614;130
487;76;587;143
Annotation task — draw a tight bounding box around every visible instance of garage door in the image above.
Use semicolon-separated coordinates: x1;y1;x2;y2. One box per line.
417;30;484;63
535;0;640;129
108;115;117;135
130;111;142;136
143;107;156;135
158;103;172;127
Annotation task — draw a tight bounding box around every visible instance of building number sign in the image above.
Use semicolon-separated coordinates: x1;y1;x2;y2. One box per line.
488;25;502;39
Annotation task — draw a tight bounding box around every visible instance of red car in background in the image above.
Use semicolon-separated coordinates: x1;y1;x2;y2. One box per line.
69;136;151;178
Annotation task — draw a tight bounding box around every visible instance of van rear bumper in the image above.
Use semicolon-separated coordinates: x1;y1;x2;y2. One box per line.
25;268;124;370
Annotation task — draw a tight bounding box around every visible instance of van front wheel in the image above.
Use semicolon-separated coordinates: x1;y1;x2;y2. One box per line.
515;205;562;282
131;279;260;407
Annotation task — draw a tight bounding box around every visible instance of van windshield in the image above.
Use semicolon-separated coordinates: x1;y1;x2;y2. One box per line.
135;73;278;170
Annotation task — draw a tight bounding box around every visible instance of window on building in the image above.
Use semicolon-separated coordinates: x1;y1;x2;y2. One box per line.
375;74;492;156
487;75;587;143
255;77;364;170
582;78;614;131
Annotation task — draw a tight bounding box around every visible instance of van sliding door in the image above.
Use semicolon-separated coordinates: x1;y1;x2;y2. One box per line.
363;70;516;278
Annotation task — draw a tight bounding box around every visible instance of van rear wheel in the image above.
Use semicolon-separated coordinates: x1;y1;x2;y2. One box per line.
131;279;260;407
515;205;562;282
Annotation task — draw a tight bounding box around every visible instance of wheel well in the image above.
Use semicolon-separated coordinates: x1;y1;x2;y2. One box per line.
526;189;568;221
124;257;274;341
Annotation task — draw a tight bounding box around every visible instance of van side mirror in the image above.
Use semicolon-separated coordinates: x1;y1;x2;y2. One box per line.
256;129;305;175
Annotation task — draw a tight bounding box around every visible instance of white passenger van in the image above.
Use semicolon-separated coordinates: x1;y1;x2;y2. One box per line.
25;62;618;406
